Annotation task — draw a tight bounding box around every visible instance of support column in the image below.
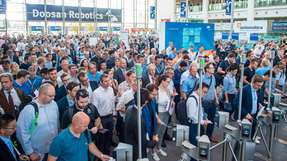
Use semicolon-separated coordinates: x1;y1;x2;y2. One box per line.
247;0;255;21
202;0;209;23
157;0;176;30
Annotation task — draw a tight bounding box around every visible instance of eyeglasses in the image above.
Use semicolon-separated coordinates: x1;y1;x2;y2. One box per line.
4;127;16;130
2;60;10;64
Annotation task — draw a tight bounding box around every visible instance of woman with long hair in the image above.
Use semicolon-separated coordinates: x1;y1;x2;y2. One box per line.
79;58;89;72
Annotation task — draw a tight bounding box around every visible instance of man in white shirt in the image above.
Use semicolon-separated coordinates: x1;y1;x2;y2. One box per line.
91;74;116;155
186;82;211;147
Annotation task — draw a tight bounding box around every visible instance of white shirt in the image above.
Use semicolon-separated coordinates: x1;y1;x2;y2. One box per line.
157;89;170;113
186;92;203;124
91;86;116;117
3;88;21;107
117;89;135;117
118;81;131;96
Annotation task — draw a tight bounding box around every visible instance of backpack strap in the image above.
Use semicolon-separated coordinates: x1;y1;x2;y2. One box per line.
29;102;39;135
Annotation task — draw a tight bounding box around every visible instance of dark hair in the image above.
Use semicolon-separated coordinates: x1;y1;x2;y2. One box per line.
126;70;135;77
40;68;49;75
146;84;158;93
226;63;239;72
134;88;149;107
100;73;109;82
157;75;169;87
77;71;86;80
194;82;209;91
0;113;16;129
246;50;253;58
250;58;258;64
204;62;215;72
179;61;188;67
252;74;264;84
66;82;79;91
75;89;89;100
60;56;69;64
68;64;77;70
103;69;113;75
227;52;236;58
48;67;57;73
60;72;69;80
16;70;29;79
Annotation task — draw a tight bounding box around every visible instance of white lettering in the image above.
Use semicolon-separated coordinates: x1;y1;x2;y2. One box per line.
32;9;39;17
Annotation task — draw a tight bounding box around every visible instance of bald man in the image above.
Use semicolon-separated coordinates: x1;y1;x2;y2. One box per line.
48;112;110;161
16;83;59;161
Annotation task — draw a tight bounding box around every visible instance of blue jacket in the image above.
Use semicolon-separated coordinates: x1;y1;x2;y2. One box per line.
241;84;258;119
142;99;158;139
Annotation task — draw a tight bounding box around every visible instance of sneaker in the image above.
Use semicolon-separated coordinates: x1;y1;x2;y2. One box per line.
159;149;167;157
255;137;261;144
152;152;160;161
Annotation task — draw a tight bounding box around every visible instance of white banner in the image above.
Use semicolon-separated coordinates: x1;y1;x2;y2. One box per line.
234;20;268;34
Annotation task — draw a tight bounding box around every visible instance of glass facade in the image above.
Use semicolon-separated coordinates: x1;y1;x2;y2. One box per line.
208;0;248;11
255;0;287;7
0;0;156;34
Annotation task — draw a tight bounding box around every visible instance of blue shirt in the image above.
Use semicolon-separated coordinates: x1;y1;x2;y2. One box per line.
202;74;216;101
255;66;271;76
182;75;198;95
87;72;102;83
49;128;91;161
251;87;258;115
13;81;33;96
28;76;43;92
0;136;17;160
223;74;237;94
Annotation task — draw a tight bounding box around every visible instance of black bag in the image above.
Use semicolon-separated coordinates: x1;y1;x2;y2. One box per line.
223;102;232;112
176;95;198;126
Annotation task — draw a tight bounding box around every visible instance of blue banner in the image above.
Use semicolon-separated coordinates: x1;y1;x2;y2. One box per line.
180;2;187;18
0;0;6;14
26;4;122;22
164;22;214;52
225;0;232;16
112;27;121;31
97;27;108;31
222;32;229;40
272;22;287;32
232;33;239;40
49;26;61;31
150;6;156;19
250;33;259;41
31;26;43;32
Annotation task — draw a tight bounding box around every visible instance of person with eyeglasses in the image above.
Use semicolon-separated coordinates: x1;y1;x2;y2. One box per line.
202;63;219;143
2;55;12;73
48;112;111;161
0;114;29;161
16;83;59;161
0;73;31;116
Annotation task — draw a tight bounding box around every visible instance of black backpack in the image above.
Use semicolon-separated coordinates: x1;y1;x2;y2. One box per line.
176;95;198;126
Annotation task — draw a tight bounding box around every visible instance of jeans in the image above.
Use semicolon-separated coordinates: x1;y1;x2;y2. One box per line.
202;100;216;138
157;111;170;147
188;123;204;161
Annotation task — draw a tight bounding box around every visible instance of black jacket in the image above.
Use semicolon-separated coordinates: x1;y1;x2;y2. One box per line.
0;133;24;161
56;96;70;122
55;85;67;102
113;68;125;84
124;106;148;161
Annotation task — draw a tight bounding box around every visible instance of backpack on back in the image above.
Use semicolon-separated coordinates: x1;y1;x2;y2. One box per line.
176;95;198;126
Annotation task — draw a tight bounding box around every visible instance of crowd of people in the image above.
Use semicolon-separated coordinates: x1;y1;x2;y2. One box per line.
0;33;286;161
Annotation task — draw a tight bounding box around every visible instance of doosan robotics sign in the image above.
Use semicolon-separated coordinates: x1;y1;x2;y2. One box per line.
26;4;122;23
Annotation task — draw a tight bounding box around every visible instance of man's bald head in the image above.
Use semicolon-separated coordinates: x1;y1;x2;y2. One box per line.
72;112;90;125
71;112;90;134
38;83;55;104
